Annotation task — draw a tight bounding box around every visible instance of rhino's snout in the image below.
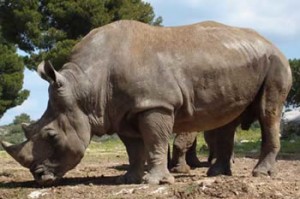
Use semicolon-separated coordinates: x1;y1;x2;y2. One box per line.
32;166;59;186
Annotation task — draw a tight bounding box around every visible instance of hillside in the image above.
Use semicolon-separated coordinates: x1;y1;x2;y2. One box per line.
0;124;25;148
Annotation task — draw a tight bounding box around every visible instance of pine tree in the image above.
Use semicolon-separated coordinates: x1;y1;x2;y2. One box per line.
0;26;29;118
0;0;162;70
0;0;161;118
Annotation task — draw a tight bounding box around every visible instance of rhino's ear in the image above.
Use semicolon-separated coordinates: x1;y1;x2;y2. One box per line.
21;123;34;139
37;61;64;85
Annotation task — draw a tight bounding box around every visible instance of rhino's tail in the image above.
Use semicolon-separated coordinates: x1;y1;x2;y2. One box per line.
167;143;172;169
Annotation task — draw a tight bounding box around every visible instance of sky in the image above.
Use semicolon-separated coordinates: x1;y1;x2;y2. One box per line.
0;0;299;125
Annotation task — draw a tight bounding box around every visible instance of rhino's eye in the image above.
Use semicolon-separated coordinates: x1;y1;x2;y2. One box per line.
47;131;58;140
53;78;65;89
42;128;58;141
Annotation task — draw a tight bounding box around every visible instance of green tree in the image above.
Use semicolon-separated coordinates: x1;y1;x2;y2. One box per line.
0;26;29;118
287;59;300;107
0;0;162;70
13;113;31;125
0;125;25;145
0;0;160;119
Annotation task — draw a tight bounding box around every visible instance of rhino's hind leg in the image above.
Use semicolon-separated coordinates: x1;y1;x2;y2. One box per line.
138;109;175;184
117;135;146;184
252;115;281;177
204;131;235;165
252;99;283;177
185;134;204;168
207;120;238;176
252;55;291;177
170;132;199;173
204;131;217;164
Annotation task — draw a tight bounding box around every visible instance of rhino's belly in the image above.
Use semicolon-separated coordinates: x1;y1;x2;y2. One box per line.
172;65;263;132
173;98;250;133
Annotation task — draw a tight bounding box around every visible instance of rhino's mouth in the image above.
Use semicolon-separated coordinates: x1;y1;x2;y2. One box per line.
31;164;61;186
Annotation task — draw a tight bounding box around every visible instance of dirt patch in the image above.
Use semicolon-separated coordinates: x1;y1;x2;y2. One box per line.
0;153;300;199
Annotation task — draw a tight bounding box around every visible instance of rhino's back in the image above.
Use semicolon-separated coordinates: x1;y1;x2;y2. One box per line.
111;21;274;124
70;20;286;132
70;20;273;68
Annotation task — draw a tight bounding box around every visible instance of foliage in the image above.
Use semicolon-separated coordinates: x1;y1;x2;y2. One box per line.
235;127;261;143
197;127;300;156
286;59;300;107
89;135;125;152
0;0;162;70
0;0;160;119
0;113;31;147
234;128;261;155
4;125;25;144
0;26;29;118
0;124;25;146
280;135;300;154
13;113;31;125
90;129;300;157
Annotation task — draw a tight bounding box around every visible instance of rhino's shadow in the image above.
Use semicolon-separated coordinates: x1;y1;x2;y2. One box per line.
0;180;38;189
0;175;122;189
0;163;201;188
110;164;130;171
110;162;210;172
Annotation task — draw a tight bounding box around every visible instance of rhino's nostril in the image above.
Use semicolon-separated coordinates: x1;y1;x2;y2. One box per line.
34;172;56;185
34;170;43;179
32;165;58;185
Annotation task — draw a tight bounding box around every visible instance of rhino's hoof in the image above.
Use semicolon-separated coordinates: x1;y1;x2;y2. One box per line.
143;173;175;184
170;164;190;173
187;158;203;168
116;172;142;184
207;164;232;176
188;160;211;168
252;167;276;177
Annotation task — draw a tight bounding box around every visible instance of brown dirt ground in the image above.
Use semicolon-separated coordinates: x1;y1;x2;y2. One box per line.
0;151;300;199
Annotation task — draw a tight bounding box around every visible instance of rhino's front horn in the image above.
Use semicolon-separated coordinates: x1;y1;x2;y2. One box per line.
1;140;32;168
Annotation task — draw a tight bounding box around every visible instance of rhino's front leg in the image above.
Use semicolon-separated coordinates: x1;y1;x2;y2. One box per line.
138;109;175;184
117;135;145;184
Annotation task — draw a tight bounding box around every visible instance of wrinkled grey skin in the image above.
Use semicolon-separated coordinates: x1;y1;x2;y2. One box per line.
169;132;203;173
1;20;292;186
169;130;233;174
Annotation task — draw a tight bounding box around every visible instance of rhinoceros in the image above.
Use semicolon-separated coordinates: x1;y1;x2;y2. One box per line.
169;130;234;174
169;132;202;173
1;20;292;185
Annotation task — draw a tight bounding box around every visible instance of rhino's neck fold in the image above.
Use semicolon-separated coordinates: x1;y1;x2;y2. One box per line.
68;62;111;137
86;114;103;136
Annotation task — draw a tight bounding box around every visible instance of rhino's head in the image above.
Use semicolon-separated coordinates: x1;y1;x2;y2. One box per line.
1;61;95;185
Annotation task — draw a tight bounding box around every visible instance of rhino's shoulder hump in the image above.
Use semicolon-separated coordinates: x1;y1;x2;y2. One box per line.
196;21;228;28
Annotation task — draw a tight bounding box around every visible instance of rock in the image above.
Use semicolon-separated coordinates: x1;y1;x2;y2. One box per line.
240;140;251;143
28;189;49;199
114;188;135;195
281;109;300;138
150;187;168;194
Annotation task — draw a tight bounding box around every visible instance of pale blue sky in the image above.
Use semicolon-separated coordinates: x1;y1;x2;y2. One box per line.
0;0;299;125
